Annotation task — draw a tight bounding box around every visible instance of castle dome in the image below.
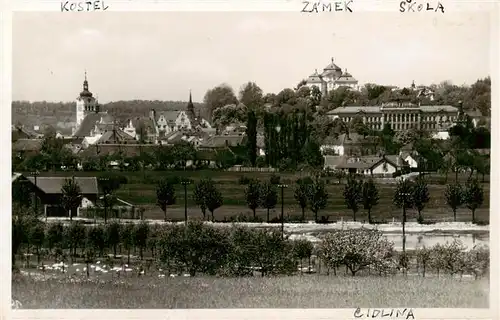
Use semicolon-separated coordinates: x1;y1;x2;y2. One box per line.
323;57;342;71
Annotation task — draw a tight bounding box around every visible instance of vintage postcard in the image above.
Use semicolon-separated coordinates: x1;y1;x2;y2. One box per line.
3;1;499;319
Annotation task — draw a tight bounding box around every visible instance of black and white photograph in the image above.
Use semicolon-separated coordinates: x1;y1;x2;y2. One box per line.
8;8;496;314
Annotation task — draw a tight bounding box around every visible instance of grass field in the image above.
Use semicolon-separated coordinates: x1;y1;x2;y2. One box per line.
12;274;489;308
27;170;490;223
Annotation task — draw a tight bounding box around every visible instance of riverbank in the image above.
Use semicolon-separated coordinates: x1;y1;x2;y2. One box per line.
44;217;490;234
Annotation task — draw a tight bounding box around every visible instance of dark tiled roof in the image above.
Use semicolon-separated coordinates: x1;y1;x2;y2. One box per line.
78;144;157;158
73;112;115;137
26;176;98;195
199;135;245;148
336;155;403;170
97;128;137;144
12;139;43;152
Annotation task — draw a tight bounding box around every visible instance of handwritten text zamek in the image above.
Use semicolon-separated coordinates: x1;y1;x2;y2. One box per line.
61;1;109;12
302;1;354;13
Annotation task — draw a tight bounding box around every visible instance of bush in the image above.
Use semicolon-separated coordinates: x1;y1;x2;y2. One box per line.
238;176;251;185
296;177;313;185
269;174;280;185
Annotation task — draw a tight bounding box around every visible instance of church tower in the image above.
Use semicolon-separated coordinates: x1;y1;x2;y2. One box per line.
75;71;97;128
187;90;195;119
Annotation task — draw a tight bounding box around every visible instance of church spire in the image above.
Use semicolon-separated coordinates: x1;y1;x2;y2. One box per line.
187;89;195;120
83;70;89;91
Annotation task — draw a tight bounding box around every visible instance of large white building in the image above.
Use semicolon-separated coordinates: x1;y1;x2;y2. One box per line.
305;58;360;95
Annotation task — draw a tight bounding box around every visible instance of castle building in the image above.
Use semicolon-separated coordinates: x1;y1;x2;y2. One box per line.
326;102;459;132
305;58;359;95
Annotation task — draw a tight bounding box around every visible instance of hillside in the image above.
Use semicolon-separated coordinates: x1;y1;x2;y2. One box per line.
12;100;208;133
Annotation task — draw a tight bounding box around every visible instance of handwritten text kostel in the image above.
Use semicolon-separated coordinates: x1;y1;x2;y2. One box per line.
61;0;109;12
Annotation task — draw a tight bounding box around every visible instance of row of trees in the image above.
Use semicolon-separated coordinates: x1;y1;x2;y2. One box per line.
13;216;489;279
154;174;485;224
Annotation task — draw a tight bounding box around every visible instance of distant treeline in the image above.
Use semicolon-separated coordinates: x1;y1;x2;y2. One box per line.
11;100;207;130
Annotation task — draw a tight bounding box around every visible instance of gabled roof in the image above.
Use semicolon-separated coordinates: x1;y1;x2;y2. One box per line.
26;176;98;195
97;128;137;144
156;110;182;123
12;139;44;152
73;112;115;137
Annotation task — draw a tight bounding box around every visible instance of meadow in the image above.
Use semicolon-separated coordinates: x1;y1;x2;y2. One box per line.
12;273;489;309
35;170;490;223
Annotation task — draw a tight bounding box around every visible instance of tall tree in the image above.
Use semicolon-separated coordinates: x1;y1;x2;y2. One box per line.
463;179;484;223
239;82;263;111
245;110;258;166
245;179;261;218
361;179;379;224
206;184;223;222
293;181;309;221
412;176;430;223
260;182;278;222
307;178;328;222
60;178;82;222
344;176;363;222
203;84;238;122
444;183;463;222
193;178;211;220
105;221;121;258
156;179;177;222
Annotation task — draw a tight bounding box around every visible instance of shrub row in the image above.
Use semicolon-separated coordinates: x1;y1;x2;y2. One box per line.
12;216;489;278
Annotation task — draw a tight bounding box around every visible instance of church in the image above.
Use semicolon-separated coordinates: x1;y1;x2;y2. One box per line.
305;58;360;95
72;72;120;145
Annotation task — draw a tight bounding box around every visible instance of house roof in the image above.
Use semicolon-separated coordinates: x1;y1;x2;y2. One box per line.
419;105;458;113
336;155;403;170
12;139;44;152
327;106;381;114
97;128;137;144
199;135;245;148
73;112;115;137
324;155;345;168
78;144;157;158
331;133;377;146
26;176;98;195
466;109;483;118
156;110;181;123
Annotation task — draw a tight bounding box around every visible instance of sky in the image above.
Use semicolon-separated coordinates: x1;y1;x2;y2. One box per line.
12;12;492;103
